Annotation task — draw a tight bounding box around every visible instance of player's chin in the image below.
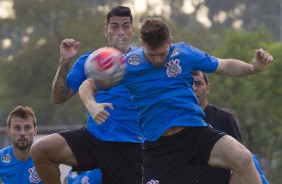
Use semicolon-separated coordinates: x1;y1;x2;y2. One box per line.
152;62;165;67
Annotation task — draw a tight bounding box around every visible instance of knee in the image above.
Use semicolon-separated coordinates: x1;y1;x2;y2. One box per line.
236;149;253;171
31;138;47;160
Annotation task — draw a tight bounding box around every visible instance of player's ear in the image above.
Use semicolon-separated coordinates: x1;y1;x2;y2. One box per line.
132;26;135;35
139;39;143;46
206;83;211;94
34;127;38;136
103;25;108;37
169;36;173;46
6;127;11;137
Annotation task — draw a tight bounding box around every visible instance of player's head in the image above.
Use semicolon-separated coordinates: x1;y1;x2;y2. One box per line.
191;71;210;109
6;105;37;151
140;18;172;67
106;6;133;24
104;6;135;54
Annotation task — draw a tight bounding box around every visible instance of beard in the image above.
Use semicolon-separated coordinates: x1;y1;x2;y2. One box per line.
13;139;33;151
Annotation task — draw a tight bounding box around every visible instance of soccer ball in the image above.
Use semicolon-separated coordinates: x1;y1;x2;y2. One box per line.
84;47;126;89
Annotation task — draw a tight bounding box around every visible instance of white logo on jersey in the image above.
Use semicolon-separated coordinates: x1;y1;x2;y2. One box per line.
170;48;180;57
128;55;141;65
1;153;12;163
28;166;41;183
81;176;90;184
147;179;160;184
165;59;182;77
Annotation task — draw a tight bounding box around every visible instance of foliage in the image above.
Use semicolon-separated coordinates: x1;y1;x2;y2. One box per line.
0;0;282;183
207;29;282;183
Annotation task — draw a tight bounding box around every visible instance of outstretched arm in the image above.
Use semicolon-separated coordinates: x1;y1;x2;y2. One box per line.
52;38;80;104
79;78;113;125
216;49;273;76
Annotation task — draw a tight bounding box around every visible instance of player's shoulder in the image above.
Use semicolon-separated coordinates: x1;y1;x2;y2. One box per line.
75;51;93;64
0;145;12;154
127;47;143;56
0;146;13;166
172;42;193;50
125;48;144;66
129;46;139;53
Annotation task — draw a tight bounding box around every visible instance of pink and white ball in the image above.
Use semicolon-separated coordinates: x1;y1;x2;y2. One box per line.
84;47;126;89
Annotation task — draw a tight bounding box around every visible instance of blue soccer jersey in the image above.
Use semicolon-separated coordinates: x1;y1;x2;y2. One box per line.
67;46;143;143
123;42;219;141
68;169;102;184
252;154;269;184
0;145;42;184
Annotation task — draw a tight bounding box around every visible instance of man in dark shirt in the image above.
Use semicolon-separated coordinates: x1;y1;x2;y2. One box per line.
188;70;268;184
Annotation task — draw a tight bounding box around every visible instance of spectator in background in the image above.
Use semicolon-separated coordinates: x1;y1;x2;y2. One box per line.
190;70;268;184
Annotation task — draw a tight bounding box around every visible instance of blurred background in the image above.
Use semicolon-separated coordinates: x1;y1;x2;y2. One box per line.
0;0;281;183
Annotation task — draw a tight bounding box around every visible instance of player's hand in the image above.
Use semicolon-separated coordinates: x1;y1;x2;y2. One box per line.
86;101;114;125
60;38;80;62
252;48;273;72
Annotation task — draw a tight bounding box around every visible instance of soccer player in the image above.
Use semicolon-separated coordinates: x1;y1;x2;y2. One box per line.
189;70;268;184
67;169;102;184
0;106;42;184
79;18;273;183
31;6;143;184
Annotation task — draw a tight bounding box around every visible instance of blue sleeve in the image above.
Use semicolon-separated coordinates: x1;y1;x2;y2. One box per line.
252;154;269;184
66;53;91;92
180;43;219;73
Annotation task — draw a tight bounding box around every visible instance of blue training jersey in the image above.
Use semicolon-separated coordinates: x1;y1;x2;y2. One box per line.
68;169;102;184
67;46;143;143
252;154;269;184
0;145;42;184
123;42;218;141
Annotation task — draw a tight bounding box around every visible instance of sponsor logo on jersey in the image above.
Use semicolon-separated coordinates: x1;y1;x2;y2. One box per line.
28;166;41;183
147;179;160;184
128;55;141;65
1;153;12;163
165;59;182;77
170;48;180;58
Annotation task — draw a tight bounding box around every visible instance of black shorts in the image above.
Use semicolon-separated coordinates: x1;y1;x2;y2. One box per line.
142;126;226;184
59;128;142;184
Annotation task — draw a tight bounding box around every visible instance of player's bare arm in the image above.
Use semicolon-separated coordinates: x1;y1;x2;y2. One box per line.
215;48;273;76
79;78;113;125
52;39;80;103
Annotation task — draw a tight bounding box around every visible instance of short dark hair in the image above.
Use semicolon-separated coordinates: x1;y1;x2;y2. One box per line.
107;6;133;24
191;70;209;85
140;18;170;49
7;106;37;128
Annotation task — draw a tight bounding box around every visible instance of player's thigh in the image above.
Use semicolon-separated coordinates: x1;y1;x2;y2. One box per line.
208;135;247;170
32;133;77;165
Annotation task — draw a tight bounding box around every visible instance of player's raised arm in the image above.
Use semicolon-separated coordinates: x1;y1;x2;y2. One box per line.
79;78;113;125
215;48;273;76
52;38;80;104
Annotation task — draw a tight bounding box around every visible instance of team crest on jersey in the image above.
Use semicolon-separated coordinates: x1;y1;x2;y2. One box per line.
165;59;182;77
147;179;160;184
170;48;180;58
81;176;90;184
128;55;141;65
28;166;41;183
1;153;12;163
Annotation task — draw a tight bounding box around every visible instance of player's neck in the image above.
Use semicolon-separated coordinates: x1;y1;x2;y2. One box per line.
13;146;31;161
200;100;208;110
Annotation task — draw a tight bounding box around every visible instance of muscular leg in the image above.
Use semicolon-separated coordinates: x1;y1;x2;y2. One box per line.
229;171;240;184
208;135;262;184
31;133;78;184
